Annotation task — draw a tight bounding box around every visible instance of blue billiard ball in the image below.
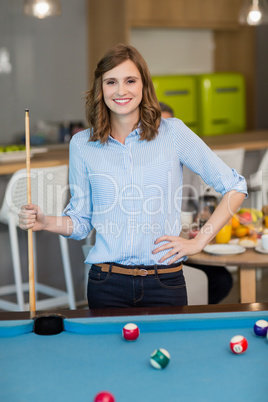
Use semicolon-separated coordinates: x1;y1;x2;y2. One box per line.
253;320;268;337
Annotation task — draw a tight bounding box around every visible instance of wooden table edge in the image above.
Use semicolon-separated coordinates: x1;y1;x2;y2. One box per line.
1;303;268;321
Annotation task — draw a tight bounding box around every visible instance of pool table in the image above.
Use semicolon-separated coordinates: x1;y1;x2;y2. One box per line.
0;303;267;402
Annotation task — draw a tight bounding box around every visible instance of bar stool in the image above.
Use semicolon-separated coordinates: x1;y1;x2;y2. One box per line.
183;265;208;305
0;165;76;311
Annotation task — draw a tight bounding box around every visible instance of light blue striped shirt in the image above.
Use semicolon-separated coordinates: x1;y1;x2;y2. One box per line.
63;118;247;265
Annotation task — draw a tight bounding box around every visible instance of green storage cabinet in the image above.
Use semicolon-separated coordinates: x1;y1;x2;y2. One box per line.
196;72;246;136
152;75;198;132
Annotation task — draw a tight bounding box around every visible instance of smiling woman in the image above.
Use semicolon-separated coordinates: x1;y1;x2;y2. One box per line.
19;43;247;310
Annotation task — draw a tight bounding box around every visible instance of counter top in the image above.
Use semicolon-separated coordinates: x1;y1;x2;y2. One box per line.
0;145;69;175
0;130;267;176
201;130;268;151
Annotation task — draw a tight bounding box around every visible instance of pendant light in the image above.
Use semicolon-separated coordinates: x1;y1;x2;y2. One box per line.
238;0;268;25
24;0;61;19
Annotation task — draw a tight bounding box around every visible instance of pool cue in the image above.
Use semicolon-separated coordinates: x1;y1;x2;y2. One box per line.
25;109;36;314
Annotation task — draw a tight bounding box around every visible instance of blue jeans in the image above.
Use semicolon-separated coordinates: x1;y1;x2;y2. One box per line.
87;263;188;309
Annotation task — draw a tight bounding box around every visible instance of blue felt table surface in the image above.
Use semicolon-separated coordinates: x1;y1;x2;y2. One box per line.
0;312;267;402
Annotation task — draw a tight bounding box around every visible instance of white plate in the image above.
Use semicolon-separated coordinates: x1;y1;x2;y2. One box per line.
255;246;268;254
203;244;246;255
31;147;48;154
0;150;33;163
0;147;47;163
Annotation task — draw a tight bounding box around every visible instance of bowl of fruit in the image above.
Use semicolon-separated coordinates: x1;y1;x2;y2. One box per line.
0;144;33;162
231;208;263;248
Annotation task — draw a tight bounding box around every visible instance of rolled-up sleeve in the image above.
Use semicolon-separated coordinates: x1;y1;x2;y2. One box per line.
62;136;93;240
171;119;248;197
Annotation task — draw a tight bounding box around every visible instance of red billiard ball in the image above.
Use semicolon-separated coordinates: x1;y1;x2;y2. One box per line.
230;335;248;354
122;323;140;341
253;319;268;337
94;391;115;402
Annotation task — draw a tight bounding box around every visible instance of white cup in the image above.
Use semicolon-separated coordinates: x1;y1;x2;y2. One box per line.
181;211;194;230
261;234;268;250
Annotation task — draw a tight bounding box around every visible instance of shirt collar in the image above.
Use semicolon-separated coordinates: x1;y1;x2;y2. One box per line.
108;124;141;143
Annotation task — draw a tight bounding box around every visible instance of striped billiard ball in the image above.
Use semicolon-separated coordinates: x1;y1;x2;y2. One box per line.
253;320;268;337
150;348;170;369
230;335;248;354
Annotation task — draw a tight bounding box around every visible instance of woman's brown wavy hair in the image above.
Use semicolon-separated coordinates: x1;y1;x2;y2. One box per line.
85;43;161;143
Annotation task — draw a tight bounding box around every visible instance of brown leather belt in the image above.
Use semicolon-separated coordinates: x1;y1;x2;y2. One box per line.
97;263;183;277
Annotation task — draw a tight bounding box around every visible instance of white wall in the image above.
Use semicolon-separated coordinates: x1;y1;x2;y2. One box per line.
130;28;214;75
0;0;88;144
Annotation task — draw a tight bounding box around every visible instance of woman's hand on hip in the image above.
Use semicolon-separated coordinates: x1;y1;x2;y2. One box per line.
152;235;204;265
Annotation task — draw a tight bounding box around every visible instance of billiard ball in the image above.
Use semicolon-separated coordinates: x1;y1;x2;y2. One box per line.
150;348;170;369
122;323;140;341
230;335;248;354
94;391;115;402
253;319;268;337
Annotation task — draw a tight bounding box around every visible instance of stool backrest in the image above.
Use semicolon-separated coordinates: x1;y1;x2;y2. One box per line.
0;165;69;225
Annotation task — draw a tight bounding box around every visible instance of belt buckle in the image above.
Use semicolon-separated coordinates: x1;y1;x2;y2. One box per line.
139;269;148;277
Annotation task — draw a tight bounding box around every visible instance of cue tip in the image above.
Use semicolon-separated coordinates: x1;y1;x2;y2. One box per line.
25;108;29;113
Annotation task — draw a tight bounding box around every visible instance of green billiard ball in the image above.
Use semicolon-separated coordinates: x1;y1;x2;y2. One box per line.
150;348;170;369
